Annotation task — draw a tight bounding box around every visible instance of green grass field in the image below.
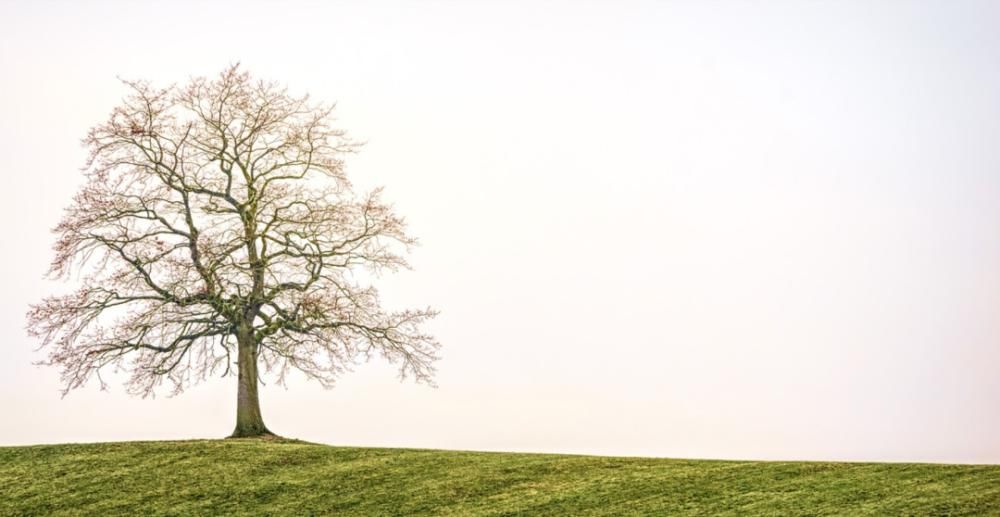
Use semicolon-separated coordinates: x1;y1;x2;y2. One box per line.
1;438;998;515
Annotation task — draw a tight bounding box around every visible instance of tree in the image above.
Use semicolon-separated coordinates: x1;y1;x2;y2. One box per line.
26;65;440;437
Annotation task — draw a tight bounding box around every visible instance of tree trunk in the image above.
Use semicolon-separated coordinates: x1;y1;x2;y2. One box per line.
230;328;271;437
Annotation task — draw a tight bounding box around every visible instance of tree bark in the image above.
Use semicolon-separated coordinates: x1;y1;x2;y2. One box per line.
230;327;271;437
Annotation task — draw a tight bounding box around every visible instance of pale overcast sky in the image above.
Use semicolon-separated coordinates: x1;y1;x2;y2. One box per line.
2;0;1000;463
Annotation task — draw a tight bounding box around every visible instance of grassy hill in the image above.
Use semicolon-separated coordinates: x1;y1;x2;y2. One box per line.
1;439;999;515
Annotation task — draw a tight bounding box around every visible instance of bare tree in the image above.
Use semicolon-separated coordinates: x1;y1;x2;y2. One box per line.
26;65;439;437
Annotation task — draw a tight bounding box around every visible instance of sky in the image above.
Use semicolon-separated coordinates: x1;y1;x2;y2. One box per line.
1;0;1000;463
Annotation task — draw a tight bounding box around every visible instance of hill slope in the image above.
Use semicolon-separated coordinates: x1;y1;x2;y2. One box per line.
1;439;998;515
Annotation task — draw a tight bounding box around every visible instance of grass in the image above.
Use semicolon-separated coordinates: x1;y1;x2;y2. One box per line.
1;439;999;515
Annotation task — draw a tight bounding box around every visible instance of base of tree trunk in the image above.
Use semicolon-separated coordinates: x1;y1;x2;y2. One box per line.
228;421;278;439
227;429;282;440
